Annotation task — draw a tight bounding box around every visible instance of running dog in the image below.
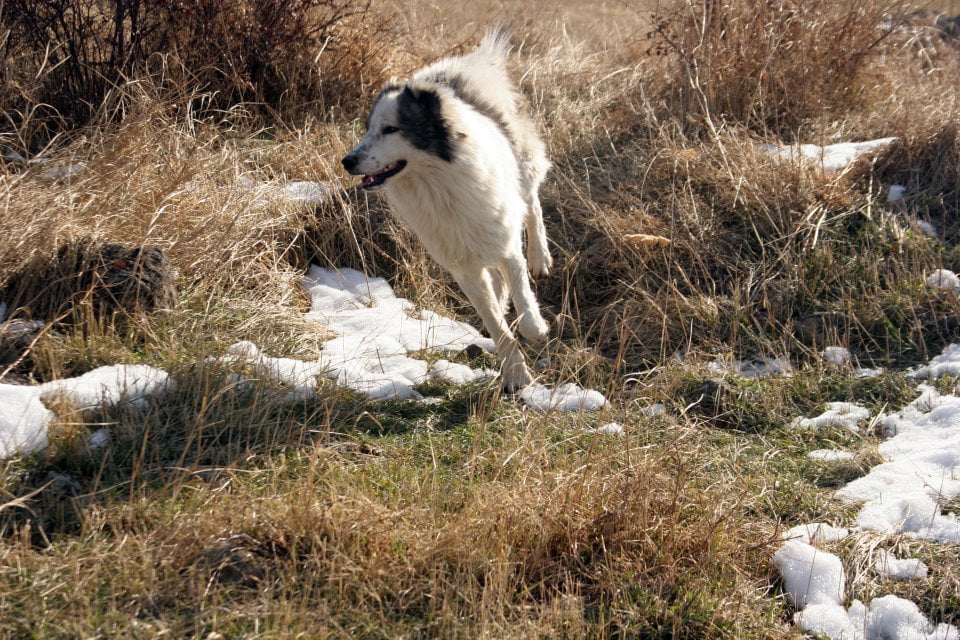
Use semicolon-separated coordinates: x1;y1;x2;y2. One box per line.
341;29;552;391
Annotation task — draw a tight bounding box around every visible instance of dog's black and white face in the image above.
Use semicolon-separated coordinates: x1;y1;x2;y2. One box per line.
342;84;457;190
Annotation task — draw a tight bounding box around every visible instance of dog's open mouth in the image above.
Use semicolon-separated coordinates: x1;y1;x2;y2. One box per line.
361;160;407;189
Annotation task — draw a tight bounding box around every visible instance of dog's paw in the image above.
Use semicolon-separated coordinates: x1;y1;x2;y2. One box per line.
500;362;534;394
518;311;549;343
527;246;553;278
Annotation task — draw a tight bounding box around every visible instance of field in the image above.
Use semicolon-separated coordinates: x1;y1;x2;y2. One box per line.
2;0;960;637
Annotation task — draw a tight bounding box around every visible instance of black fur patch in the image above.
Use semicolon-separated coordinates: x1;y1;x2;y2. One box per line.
421;71;518;156
396;85;455;162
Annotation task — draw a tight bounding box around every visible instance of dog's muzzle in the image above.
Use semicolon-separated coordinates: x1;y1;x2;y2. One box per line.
341;153;361;174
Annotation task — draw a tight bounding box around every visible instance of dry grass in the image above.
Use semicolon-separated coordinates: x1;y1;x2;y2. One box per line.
1;0;960;636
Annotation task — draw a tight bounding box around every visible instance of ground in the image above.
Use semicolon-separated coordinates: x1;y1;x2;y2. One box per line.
1;0;960;638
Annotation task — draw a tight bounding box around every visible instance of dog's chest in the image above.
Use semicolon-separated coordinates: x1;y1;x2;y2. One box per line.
386;178;514;268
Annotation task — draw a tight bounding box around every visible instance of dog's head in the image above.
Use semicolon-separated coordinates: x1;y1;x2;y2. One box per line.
341;82;460;190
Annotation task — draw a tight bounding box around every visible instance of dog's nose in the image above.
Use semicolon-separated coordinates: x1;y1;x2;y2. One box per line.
341;154;358;173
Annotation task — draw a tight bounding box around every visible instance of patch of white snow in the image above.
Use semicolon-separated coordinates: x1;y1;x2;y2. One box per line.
808;449;856;462
759;137;897;173
792;402;871;433
773;541;846;608
874;550;928;581
39;364;173;411
925;269;960;291
520;383;608;412
0;384;53;458
586;422;625;436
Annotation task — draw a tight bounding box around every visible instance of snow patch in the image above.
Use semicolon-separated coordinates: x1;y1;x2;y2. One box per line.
792;402;871;433
925;269;960;291
777;342;960;638
586;422;624;436
0;384;53;458
808;449;856;462
282;181;331;204
824;346;853;367
428;359;493;384
910;343;960;379
86;428;110;451
887;184;907;202
913;220;938;238
39;364;173;411
520;383;608;412
874;550;928;581
834;380;960;542
773;541;846;608
794;597;959;640
641;403;667;417
0;364;171;459
759;137;897;173
706;355;792;379
291;266;496;399
782;523;851;544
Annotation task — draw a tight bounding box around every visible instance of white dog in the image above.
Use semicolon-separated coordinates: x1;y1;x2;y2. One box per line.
342;29;552;391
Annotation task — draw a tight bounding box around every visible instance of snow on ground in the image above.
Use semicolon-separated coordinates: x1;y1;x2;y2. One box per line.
39;364;172;411
874;550;928;581
824;346;853;367
641;403;667;417
297;266;607;410
585;422;624;436
794;595;959;640
235;177;332;206
837;384;960;542
777;541;958;639
706;355;792;379
776;343;960;639
428;359;493;385
302;266;494;355
281;181;331;204
808;449;856;462
821;347;882;378
774;540;846;608
759;137;898;173
887;185;907;202
910;344;960;379
913;220;938;238
782;523;851;544
0;384;53;458
0;364;172;459
925;269;960;291
520;383;608;412
792;402;872;432
0;264;609;457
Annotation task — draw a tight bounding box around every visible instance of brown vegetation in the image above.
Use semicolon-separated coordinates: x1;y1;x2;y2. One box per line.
1;0;959;636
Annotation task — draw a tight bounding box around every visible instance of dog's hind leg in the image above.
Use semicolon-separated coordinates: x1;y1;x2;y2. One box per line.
524;195;552;278
502;252;549;343
451;265;532;392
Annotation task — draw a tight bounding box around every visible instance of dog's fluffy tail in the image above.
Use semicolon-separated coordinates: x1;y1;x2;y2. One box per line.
475;27;512;66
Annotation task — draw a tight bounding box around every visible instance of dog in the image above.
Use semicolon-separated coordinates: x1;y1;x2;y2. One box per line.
341;28;552;391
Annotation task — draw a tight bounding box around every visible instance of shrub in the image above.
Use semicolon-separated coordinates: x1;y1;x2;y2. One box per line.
646;0;898;137
0;0;394;143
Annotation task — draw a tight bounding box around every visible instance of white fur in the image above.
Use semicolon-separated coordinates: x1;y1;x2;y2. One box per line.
344;31;552;390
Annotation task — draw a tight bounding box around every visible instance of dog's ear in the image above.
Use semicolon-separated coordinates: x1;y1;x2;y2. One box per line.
397;84;456;162
399;85;442;119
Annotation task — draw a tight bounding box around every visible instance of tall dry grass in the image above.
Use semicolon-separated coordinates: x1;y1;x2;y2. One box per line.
1;0;960;636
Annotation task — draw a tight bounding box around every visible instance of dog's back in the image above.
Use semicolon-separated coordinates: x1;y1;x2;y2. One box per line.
411;29;550;195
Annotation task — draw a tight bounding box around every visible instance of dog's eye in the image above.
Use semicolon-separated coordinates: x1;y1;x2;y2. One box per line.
381;125;399;135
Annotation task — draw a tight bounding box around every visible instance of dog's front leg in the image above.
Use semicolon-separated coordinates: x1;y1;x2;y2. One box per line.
451;265;533;392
